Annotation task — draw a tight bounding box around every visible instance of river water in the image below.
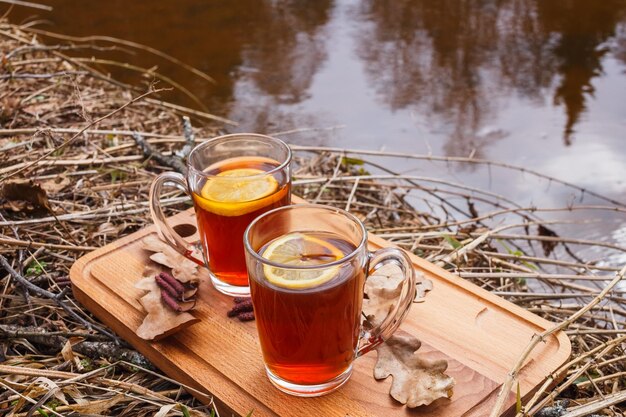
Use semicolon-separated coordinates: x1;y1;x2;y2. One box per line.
9;0;626;264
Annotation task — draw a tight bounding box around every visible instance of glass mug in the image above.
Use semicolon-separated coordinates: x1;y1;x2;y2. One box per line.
244;204;416;396
150;133;291;296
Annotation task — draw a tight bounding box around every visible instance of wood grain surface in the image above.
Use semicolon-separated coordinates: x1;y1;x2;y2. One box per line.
70;207;571;417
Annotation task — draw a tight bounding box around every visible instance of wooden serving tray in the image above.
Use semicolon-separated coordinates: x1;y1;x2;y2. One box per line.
70;207;571;417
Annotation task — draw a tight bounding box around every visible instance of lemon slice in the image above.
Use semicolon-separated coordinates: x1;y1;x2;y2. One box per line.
196;168;280;216
201;168;278;202
261;233;345;289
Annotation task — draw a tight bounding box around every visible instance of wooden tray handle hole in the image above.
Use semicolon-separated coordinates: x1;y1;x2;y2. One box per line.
173;223;197;238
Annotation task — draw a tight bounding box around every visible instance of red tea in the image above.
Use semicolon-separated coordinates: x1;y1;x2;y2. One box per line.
249;232;365;385
192;157;290;287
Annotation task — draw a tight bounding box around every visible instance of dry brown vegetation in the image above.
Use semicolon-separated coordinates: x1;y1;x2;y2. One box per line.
1;16;625;417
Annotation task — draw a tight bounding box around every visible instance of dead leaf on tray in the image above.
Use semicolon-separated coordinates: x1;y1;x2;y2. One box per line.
365;263;449;408
374;332;455;408
0;179;52;213
363;263;432;326
142;235;199;283
363;263;405;327
135;274;157;293
134;276;199;341
415;278;433;303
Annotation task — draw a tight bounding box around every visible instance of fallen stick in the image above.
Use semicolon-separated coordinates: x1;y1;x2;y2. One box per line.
0;0;52;10
132;132;187;174
560;391;626;417
0;237;98;251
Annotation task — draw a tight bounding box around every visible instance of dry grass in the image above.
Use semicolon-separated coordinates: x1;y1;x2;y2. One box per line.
1;17;625;417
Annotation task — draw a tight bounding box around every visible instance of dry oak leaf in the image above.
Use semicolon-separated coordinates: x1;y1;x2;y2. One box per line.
363;263;431;326
134;277;199;341
363;263;405;327
0;179;52;213
0;96;20;122
142;235;199;284
415;278;433;303
375;332;455;408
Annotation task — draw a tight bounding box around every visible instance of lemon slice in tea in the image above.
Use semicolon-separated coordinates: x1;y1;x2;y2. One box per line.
261;232;345;289
197;168;280;216
201;168;278;202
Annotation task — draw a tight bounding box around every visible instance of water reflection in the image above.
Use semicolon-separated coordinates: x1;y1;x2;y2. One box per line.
9;0;334;113
228;0;334;132
354;0;626;152
8;0;626;158
242;0;332;103
539;1;626;144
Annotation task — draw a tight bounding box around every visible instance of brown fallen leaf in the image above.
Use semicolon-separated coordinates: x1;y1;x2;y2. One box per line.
60;339;76;363
134;277;199;341
142;235;199;284
0;179;52;213
363;263;405;327
374;332;455;408
135;275;157;292
33;377;69;407
0;96;20;122
415;278;433;303
363;263;432;326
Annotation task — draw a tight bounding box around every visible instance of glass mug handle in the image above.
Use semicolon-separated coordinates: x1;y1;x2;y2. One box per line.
357;247;417;356
149;172;204;266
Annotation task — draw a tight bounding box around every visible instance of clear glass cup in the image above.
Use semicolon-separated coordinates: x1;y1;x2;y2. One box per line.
150;133;291;296
244;204;416;396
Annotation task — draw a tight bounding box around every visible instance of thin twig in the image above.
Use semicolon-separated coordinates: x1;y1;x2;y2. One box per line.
0;0;51;10
132;132;187;174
